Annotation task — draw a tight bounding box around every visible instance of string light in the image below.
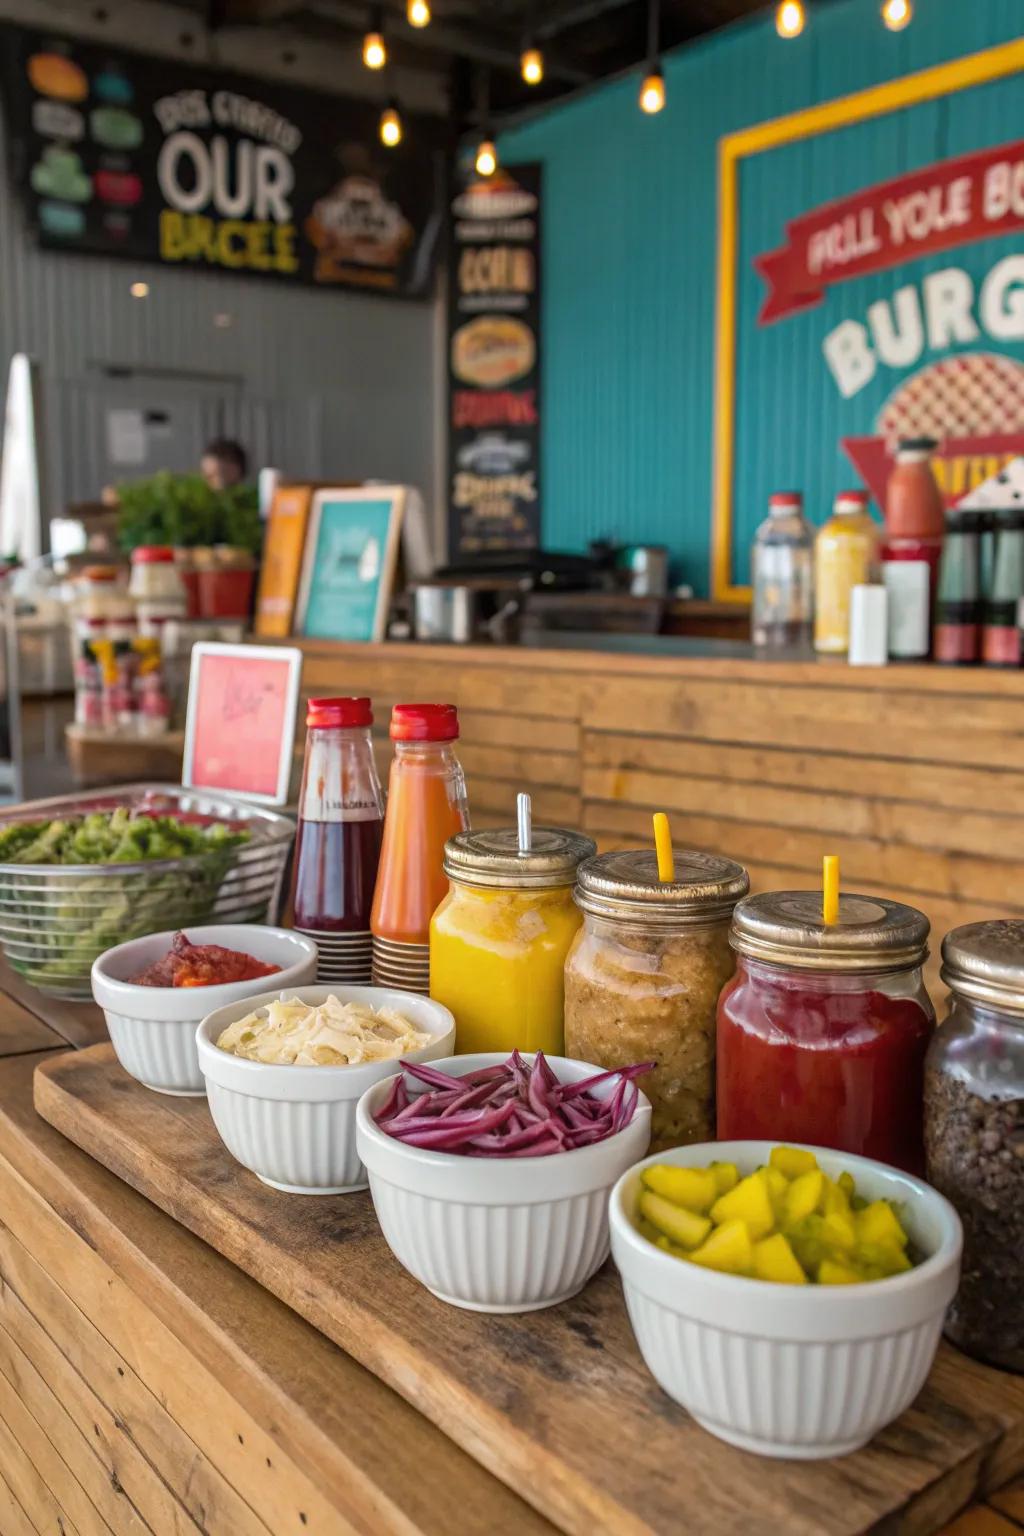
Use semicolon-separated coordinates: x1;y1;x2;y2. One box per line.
379;100;402;146
881;0;912;28
639;0;665;114
639;68;665;113
407;0;430;26
475;139;497;177
129;281;149;298
362;9;386;68
775;0;805;37
521;46;543;85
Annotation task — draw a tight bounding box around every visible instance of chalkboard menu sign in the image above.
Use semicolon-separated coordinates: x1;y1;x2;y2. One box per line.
1;27;443;298
447;162;541;557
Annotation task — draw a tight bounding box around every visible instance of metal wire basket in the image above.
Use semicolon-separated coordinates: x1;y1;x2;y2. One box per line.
0;784;295;999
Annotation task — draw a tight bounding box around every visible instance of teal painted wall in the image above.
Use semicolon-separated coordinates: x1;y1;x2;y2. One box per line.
498;0;1024;594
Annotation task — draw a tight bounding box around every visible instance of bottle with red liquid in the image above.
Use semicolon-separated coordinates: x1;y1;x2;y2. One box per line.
292;697;384;984
716;890;934;1174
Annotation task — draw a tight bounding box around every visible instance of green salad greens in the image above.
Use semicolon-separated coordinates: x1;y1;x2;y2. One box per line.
0;810;254;991
0;808;248;866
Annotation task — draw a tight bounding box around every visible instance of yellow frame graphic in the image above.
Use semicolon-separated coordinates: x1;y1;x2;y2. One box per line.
712;37;1024;603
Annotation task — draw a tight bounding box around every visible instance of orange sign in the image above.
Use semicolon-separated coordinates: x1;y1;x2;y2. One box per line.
254;483;316;638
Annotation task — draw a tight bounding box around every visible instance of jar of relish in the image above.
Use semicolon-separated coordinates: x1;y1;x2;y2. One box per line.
716;892;934;1174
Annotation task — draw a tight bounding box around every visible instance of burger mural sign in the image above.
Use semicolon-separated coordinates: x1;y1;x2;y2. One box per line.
711;44;1024;600
756;141;1024;511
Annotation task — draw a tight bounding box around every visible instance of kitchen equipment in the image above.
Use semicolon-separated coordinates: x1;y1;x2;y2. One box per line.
619;545;669;598
411;583;478;643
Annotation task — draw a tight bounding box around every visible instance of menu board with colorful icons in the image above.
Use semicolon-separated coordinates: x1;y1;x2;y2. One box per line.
2;26;443;298
447;162;542;559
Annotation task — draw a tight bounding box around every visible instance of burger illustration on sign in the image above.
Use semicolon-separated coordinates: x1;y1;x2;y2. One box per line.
304;174;413;283
451;316;536;388
843;352;1024;509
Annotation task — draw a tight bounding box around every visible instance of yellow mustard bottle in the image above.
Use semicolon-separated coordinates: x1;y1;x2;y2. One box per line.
814;490;880;654
430;825;596;1056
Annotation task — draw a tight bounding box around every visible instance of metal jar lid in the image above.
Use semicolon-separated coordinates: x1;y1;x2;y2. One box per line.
443;827;596;890
574;848;749;928
941;919;1024;1015
730;891;929;972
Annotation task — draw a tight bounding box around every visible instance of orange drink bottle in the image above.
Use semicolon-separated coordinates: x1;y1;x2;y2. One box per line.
370;703;469;994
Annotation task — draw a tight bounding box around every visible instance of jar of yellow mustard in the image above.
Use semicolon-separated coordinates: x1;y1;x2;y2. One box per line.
430;826;596;1055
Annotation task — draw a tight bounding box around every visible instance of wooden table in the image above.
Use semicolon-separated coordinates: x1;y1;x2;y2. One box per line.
0;968;1020;1536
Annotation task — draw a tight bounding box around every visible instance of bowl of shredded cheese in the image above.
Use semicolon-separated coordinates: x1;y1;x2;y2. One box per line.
196;985;455;1194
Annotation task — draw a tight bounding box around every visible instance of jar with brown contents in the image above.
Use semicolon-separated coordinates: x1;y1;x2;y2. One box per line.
564;848;748;1152
924;919;1024;1373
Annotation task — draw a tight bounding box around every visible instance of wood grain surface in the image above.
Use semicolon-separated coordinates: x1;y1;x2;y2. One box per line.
293;639;1024;953
35;1044;1024;1536
0;1049;552;1536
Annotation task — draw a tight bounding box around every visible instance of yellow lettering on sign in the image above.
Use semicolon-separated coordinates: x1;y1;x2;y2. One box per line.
158;211;300;274
217;220;248;267
274;224;298;272
159;209;186;260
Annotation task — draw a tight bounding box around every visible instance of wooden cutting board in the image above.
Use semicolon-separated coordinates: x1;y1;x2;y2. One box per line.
34;1045;1024;1536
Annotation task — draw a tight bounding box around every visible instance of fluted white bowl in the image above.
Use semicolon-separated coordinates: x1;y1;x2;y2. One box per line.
196;985;455;1194
609;1140;962;1460
356;1053;652;1314
92;925;318;1095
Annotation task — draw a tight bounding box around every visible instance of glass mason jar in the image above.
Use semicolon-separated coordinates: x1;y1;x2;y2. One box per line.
925;920;1024;1373
564;848;749;1152
717;892;934;1174
430;827;596;1057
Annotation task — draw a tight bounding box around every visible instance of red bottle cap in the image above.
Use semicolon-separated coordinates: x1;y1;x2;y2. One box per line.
390;703;459;742
131;545;175;563
306;697;373;729
769;492;803;512
835;490;869;513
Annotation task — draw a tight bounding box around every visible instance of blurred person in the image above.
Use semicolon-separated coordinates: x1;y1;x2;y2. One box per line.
201;437;248;490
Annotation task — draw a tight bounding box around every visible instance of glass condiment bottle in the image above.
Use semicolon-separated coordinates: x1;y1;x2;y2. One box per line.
924;920;1024;1373
370;703;469;995
293;697;384;985
883;437;945;623
933;510;983;666
564;848;749;1152
750;492;814;650
430;825;596;1056
982;510;1024;667
814;491;880;655
717;891;934;1174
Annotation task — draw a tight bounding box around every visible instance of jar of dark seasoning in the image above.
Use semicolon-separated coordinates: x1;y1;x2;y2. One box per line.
564;848;749;1153
924;919;1024;1373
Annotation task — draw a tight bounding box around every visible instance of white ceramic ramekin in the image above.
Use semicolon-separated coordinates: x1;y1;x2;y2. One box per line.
609;1140;963;1460
196;985;456;1194
356;1052;652;1313
91;926;318;1095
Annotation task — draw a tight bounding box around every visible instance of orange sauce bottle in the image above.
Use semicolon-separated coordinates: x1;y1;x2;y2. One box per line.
370;703;469;991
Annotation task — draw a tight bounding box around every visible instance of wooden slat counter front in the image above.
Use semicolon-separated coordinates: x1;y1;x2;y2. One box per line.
295;635;1024;946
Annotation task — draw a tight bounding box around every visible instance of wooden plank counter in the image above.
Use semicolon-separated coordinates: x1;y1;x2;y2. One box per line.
293;636;1024;952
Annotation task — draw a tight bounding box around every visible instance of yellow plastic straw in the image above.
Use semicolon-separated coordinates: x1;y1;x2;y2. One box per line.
653;813;675;883
822;854;840;925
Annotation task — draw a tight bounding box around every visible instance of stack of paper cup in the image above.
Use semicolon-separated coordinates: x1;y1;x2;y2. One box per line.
371;937;431;995
294;926;372;986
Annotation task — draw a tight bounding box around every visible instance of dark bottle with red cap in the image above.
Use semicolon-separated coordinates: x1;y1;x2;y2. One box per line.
370;703;469;994
292;697;384;984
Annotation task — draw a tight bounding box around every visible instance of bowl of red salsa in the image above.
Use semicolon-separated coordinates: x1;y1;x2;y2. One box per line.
92;925;318;1096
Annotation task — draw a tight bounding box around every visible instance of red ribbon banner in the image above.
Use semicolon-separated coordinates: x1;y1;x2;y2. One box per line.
754;139;1024;326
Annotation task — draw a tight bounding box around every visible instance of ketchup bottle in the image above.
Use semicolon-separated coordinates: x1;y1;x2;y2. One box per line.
292;697;384;985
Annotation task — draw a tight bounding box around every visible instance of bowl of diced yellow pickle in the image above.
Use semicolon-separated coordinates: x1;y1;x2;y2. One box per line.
609;1141;962;1460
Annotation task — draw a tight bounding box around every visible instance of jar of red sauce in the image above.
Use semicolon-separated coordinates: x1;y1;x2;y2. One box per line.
716;891;934;1174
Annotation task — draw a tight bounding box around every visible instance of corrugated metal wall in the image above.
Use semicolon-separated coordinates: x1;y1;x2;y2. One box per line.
0;95;440;529
498;0;1024;595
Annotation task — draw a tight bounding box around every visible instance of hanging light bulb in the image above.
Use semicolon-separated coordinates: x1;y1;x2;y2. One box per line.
775;0;805;37
521;45;543;85
380;99;402;146
475;139;497;177
638;0;665;114
363;9;386;69
639;68;665;114
881;0;912;28
407;0;430;26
